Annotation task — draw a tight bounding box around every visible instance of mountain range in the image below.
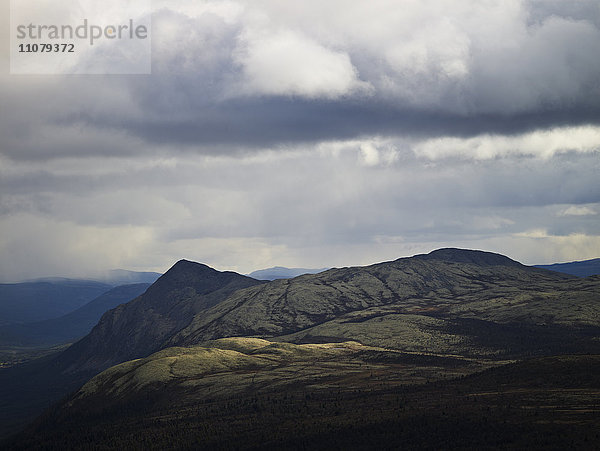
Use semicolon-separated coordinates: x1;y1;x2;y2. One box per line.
53;248;600;376
0;279;112;326
0;283;151;348
535;257;600;277
246;256;600;281
1;248;599;448
0;270;162;328
27;269;162;286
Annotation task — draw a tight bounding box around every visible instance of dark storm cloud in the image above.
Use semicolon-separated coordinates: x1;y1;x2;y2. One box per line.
43;92;600;158
108;99;600;151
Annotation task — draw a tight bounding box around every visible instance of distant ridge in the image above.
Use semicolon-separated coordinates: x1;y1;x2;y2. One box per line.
248;266;328;280
28;271;162;287
0;280;112;326
0;283;151;347
535;258;600;277
92;270;162;286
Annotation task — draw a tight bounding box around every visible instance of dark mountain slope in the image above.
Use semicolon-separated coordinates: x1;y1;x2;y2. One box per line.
57;260;264;373
0;280;112;325
10;348;599;450
0;283;151;347
0;351;91;439
170;249;580;347
536;257;600;277
0;263;261;438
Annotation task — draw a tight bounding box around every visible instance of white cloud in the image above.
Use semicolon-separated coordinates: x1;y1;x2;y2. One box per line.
559;205;597;217
152;0;244;24
221;0;600;112
26;0;592;109
413;126;600;160
233;28;369;99
359;143;380;166
515;228;550;239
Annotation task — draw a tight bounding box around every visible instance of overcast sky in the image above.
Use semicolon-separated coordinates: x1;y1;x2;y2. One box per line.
1;0;599;281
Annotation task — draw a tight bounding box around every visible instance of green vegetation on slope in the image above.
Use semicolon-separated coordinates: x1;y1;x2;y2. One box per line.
74;338;486;402
8;344;599;450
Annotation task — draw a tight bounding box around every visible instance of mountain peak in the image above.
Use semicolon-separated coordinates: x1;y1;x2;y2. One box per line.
145;259;252;301
57;260;263;374
170;259;215;272
417;248;523;267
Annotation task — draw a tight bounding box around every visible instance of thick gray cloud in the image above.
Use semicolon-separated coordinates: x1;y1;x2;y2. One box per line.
1;142;598;280
1;0;599;280
2;0;600;159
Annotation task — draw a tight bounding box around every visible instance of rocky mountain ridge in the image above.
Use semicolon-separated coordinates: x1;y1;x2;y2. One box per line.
58;248;598;376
